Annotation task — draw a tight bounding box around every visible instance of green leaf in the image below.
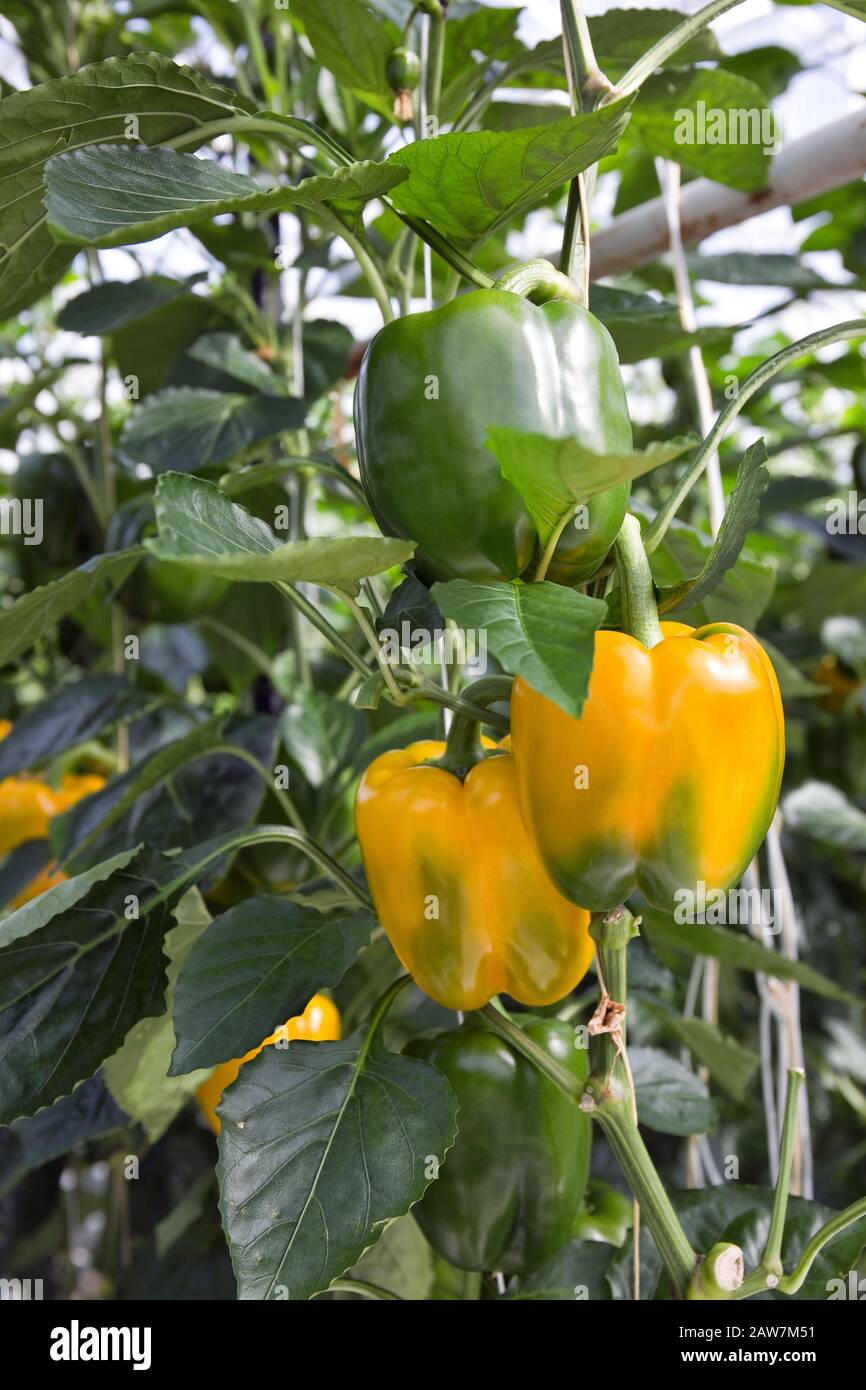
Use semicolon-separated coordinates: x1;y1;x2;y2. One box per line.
281;688;361;787
0;1076;128;1199
102;888;214;1142
629;1047;718;1136
589;284;732;363
54;717;276;877
719;46;803;103
301;319;354;400
816;0;866;20
118;387;306;472
291;0;395;116
339;1215;434;1302
56;275;193;334
217;1027;458;1299
187;333;285;394
45;143;406;248
639;999;760;1102
0;677;158;778
488;428;694;547
0;549;142;668
659;439;771;614
432;579;606;719
640;908;859;1005
0;846;196;1125
632;69;774;192
686;252;833;291
51;717;225;869
0;53;251;317
147;471;414;584
783;781;866;853
170;898;374;1075
589;8;723;69
507;1239;615;1300
388;103;631;249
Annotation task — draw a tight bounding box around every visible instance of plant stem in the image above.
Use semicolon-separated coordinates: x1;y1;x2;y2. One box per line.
607;0;748;102
198;617;275;679
275;582;370;677
388;209;495;290
590;1096;698;1299
319;210;394;323
763;1068;805;1276
613;514;663;648
533;507;578;582
327;586;406;703
415;679;512;732
212;742;307;836
425;6;446;122
559;0;598;298
777;1196;866;1295
644;319;866;553
478;1004;587;1101
588;906;640;1079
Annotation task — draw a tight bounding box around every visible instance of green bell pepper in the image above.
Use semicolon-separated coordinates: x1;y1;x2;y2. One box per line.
354;289;632;584
407;1015;591;1274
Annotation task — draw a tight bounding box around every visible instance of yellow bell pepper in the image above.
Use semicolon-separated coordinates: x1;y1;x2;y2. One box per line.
511;620;785;912
0;722;105;902
196;994;341;1134
355;739;593;1011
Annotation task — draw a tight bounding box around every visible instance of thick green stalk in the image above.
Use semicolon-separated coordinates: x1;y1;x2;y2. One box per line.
589;907;640;1079
614;514;664;648
559;0;597;297
588;1093;698;1298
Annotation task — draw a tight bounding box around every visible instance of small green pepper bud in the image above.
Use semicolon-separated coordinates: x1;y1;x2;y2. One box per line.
387;46;421;123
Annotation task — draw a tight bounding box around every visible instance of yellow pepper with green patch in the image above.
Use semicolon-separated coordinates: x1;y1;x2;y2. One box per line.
511;620;785;912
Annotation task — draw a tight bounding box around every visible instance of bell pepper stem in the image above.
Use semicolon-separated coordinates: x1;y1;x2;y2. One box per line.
433;676;513;779
613;514;664;649
493;259;583;305
478;1005;586;1102
416;680;511;732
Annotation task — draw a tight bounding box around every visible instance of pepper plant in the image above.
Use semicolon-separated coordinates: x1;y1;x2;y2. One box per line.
0;0;864;1305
